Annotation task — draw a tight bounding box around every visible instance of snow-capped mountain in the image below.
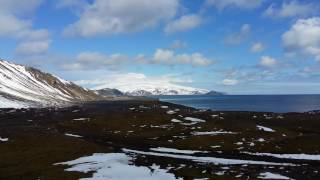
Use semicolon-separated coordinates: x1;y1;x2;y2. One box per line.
96;82;210;96
0;59;101;108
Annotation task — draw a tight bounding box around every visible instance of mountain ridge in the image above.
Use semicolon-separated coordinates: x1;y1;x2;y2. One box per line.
94;81;211;96
95;87;225;96
0;59;102;108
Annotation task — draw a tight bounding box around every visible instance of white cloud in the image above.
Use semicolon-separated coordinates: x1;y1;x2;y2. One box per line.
15;29;51;56
0;0;42;16
259;56;277;68
15;39;51;55
264;1;318;18
151;49;214;67
222;79;238;86
0;0;51;56
165;14;203;35
225;24;251;45
170;40;188;49
63;0;179;37
63;52;128;70
63;49;214;70
250;42;265;53
282;17;320;61
205;0;262;10
0;0;43;37
0;14;31;36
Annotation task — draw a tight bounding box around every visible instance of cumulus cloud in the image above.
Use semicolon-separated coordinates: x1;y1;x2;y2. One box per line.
222;79;238;86
170;40;188;49
15;39;51;56
0;0;42;16
63;0;179;37
63;49;214;70
0;14;30;36
14;29;51;55
264;1;318;19
220;66;281;85
205;0;262;10
259;56;277;68
165;14;203;35
250;42;265;53
149;49;214;67
0;0;41;37
225;24;251;45
282;17;320;61
0;0;51;56
62;52;128;70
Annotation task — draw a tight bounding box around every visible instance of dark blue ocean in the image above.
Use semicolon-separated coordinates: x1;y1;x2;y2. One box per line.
155;95;320;113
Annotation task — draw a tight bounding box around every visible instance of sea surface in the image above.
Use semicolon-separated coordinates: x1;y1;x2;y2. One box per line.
154;95;320;113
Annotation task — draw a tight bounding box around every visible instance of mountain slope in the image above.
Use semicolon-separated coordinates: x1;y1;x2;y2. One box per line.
0;59;102;108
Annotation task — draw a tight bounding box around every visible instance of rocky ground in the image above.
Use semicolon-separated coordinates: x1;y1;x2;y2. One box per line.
1;100;320;180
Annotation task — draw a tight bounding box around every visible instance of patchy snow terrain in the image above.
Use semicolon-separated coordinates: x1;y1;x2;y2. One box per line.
258;172;291;179
123;149;292;166
55;153;180;180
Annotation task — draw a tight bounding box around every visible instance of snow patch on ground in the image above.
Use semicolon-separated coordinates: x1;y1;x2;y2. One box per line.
55;153;180;180
166;110;176;115
0;137;9;142
123;149;293;166
258;172;291;179
73;118;90;121
171;119;182;123
184;117;206;123
257;125;275;132
65;133;82;138
192;130;237;136
243;152;320;161
150;147;205;154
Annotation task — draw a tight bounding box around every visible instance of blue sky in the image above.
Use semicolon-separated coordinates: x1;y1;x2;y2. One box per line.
1;0;320;94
